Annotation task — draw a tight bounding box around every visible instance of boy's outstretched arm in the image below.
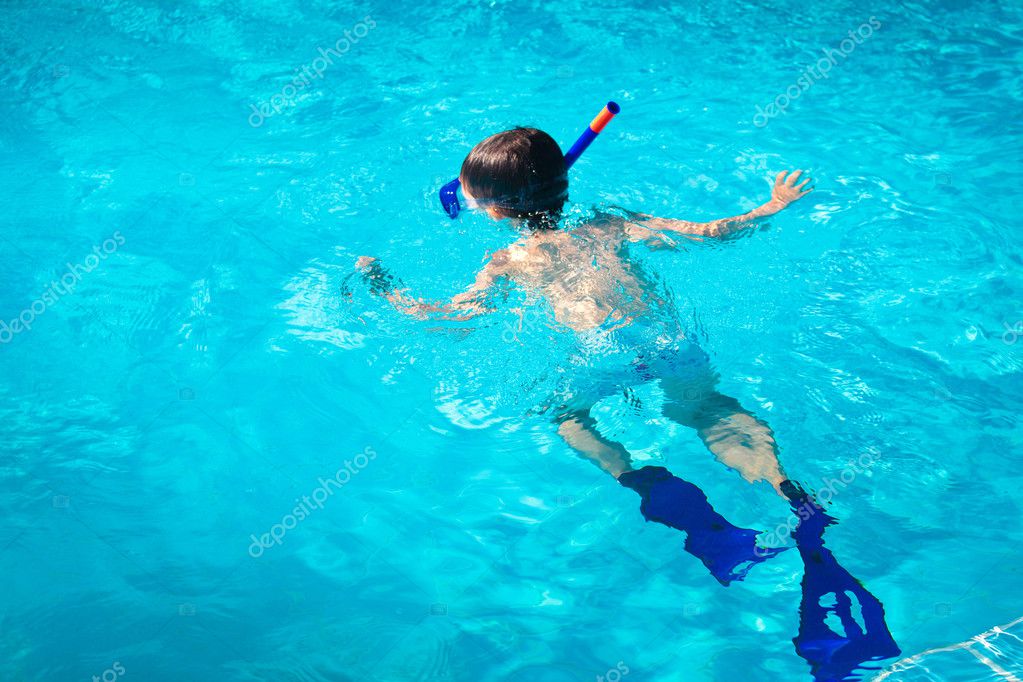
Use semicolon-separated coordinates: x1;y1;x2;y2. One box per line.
355;252;507;321
624;170;812;243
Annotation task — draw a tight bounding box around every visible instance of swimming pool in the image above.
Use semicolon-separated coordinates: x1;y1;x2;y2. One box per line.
1;0;1021;680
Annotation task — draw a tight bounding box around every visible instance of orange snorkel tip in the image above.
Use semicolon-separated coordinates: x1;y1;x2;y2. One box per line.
563;101;620;169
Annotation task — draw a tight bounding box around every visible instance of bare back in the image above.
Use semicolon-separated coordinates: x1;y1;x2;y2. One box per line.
491;216;669;332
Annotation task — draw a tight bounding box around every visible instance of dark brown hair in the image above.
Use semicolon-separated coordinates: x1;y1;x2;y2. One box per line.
459;127;567;229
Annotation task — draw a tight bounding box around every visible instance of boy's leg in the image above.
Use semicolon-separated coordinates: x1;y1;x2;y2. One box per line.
553;402;786;585
660;374;787;495
555;407;634;478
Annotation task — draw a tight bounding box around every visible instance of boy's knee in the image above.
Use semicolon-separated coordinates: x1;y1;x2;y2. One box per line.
556;419;580;441
554;406;595;428
664;389;742;427
698;393;744;418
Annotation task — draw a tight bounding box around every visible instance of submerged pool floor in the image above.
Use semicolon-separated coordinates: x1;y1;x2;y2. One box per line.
1;0;1022;680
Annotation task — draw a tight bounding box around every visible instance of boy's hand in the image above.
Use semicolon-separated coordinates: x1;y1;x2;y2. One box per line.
355;256;397;298
622;169;813;239
770;170;813;209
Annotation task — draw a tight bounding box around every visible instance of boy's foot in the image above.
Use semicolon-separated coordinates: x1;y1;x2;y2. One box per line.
619;466;786;586
780;480;900;680
780;479;837;548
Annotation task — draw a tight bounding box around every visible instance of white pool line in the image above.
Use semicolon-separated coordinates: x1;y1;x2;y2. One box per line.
873;616;1023;681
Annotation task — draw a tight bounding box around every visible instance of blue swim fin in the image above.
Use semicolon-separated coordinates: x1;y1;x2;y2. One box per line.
619;466;786;586
782;481;900;681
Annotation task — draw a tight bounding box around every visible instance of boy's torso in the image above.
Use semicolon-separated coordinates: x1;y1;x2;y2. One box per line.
492;216;669;333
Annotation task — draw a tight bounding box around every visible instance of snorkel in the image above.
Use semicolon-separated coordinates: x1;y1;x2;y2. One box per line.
438;101;621;219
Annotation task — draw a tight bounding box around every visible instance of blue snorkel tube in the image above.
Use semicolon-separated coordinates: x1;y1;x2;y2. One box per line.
439;101;621;219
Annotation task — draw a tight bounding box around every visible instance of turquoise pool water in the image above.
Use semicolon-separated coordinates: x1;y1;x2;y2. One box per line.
1;1;1022;680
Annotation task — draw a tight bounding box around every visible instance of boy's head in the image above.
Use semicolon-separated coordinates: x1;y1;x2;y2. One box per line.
459;127;567;228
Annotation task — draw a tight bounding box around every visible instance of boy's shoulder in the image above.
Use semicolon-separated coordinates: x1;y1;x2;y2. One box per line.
484;235;552;275
574;209;631;239
484;242;526;273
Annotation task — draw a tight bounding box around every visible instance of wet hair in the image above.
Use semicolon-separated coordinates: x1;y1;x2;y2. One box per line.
459;127;567;229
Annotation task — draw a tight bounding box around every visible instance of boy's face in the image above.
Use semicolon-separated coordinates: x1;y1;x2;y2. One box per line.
459;183;504;221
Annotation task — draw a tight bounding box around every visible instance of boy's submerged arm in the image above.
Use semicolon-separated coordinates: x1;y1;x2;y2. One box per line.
623;170;812;242
355;253;506;321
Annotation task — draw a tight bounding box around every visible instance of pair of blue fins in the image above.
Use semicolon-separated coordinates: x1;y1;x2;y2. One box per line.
619;466;900;682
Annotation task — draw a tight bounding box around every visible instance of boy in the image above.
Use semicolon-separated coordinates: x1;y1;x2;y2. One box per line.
357;126;897;674
358;127;808;499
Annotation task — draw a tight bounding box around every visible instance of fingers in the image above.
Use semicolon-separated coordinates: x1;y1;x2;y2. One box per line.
776;170;813;190
797;174;814;195
776;170;814;196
